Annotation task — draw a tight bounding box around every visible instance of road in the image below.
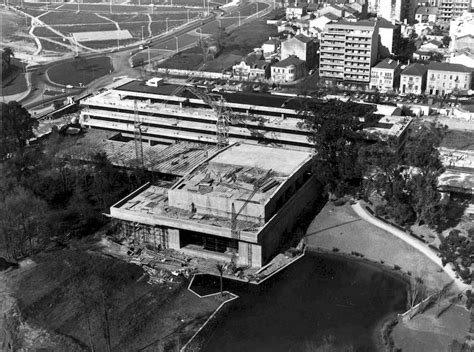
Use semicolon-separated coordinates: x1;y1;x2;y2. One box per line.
19;0;271;110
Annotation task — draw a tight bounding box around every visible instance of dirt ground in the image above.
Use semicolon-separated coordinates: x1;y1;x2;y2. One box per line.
0;9;37;57
0;248;226;351
305;201;452;291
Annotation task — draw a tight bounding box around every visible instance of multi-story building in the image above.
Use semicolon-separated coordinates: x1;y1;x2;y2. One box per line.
448;50;474;68
370;58;401;92
280;34;319;68
449;12;474;52
271;55;306;83
232;54;270;81
378;0;406;22
437;0;471;24
400;63;427;94
377;18;399;57
426;61;472;95
319;20;379;86
415;6;438;23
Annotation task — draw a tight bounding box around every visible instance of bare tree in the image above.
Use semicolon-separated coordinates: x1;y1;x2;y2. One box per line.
215;263;224;296
407;276;426;309
436;280;455;318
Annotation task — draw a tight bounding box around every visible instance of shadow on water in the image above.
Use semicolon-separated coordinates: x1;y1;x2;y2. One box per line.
190;252;407;352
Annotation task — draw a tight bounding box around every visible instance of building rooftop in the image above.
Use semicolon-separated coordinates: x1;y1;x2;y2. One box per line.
401;63;428;76
438;169;474;194
327;19;377;29
416;6;438;15
292;33;313;43
273;55;306;67
363;115;413;141
373;58;400;70
377;18;396;29
428;61;472;73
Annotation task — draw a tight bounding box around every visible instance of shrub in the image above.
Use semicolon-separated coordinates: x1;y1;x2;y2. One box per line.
332;247;339;252
394;265;401;271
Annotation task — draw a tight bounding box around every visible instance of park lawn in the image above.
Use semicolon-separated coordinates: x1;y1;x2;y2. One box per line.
392;304;470;352
47;56;113;87
305;202;453;291
441;130;474;151
202;53;241;72
158;49;204;70
39;39;72;53
41;11;106;25
32;26;63;39
6;249;226;351
51;23;118;34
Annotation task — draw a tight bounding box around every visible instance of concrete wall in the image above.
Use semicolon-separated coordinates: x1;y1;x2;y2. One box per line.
258;174;321;264
168;189;265;223
153;68;231;79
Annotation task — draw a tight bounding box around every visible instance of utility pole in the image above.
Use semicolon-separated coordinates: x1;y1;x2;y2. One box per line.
238;11;241;26
147;45;150;66
109;0;112;14
141;25;144;43
256;2;259;17
187;8;190;22
175;36;179;53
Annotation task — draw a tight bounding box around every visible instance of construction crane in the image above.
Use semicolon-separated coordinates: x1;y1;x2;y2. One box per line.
230;169;273;239
133;99;145;168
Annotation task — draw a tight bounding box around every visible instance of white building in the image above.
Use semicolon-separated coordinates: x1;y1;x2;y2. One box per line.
370;58;401;92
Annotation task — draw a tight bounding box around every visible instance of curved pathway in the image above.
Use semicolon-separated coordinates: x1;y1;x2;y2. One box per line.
351;202;470;291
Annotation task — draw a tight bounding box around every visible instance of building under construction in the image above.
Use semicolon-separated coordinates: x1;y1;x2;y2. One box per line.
109;143;318;268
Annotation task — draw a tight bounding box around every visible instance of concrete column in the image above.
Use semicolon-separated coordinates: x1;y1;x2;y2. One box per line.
168;229;180;249
238;241;249;267
251;244;262;268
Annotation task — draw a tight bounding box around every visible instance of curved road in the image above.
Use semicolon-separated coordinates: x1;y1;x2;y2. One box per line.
352;202;470;291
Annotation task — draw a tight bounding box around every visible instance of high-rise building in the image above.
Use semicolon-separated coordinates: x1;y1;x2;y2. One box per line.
378;0;406;21
319;20;379;85
437;0;471;23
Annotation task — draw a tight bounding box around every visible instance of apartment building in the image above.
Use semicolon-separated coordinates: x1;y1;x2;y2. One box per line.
400;63;427;94
271;55;306;83
378;0;406;22
426;61;472;95
319;20;379;86
370;58;401;92
437;0;471;23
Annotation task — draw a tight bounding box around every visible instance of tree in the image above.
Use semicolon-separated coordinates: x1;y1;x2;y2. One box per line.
0;187;49;259
0;101;38;156
2;47;14;72
298;99;373;197
442;35;451;48
407;276;425;309
216;263;224;296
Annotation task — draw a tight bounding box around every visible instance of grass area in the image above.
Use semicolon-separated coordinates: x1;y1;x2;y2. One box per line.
38;39;71;53
32;26;63;39
5;249;226;351
41;11;106;25
157;15;277;71
150;19;187;36
392;304;470;352
441;130;474;151
1;60;27;96
47;56;113;87
83;39;137;49
51;23;118;34
305;202;452;291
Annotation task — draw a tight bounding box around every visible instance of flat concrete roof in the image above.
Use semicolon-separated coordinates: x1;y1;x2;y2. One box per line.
364;115;412;139
439;169;474;194
210;143;311;176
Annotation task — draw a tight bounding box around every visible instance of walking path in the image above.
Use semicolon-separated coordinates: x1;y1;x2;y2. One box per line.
352;202;470;291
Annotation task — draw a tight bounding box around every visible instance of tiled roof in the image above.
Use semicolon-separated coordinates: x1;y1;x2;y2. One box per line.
374;58;400;70
401;63;428;76
293;33;313;43
428;61;472;72
273;55;305;67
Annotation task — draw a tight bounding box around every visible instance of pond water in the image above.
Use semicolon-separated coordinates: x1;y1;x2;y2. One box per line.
191;252;407;352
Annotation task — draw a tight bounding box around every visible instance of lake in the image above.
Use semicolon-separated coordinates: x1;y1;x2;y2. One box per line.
191;252;408;352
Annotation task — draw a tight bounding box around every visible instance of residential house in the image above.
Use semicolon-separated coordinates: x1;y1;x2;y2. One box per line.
262;38;280;55
232;54;271;81
400;63;427;94
413;50;432;60
414;6;437;23
318;4;346;18
370;58;401;92
449;12;474;52
281;33;319;68
271;55;306;83
419;39;443;51
286;3;308;20
426;62;472;95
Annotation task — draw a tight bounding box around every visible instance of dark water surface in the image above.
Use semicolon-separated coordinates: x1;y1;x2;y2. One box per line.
192;252;407;352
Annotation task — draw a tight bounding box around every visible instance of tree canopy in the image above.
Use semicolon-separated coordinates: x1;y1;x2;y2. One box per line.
0;101;38;155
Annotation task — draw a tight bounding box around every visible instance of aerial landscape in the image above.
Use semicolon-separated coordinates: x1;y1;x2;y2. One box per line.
0;0;473;350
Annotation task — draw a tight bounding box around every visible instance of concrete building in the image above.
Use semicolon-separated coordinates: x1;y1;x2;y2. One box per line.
378;0;406;21
400;63;428;94
319;20;379;86
426;61;472;95
370;58;401;92
449;12;474;52
448;50;474;68
271;55;306;82
262;38;281;55
109;143;319;268
414;6;438;23
420;39;443;50
437;0;471;23
377;18;398;57
281;34;319;68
